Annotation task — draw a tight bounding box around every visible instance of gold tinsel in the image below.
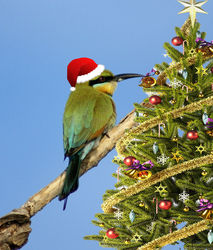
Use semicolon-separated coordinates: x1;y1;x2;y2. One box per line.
116;96;213;157
137;219;213;250
101;154;213;213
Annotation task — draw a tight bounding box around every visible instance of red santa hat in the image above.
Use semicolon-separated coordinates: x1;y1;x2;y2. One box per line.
67;57;105;91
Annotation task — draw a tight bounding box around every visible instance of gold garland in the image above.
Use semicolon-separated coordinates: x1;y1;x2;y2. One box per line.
137;219;213;250
101;154;213;213
116;95;213;157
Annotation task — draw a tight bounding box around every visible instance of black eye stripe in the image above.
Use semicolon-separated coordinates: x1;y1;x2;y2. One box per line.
89;76;114;86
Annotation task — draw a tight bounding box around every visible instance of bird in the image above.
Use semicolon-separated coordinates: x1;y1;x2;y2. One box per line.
59;57;143;209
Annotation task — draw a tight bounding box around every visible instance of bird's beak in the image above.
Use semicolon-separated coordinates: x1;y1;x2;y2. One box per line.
113;73;144;82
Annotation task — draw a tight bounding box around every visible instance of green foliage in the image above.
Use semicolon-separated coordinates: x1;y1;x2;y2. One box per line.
85;20;213;250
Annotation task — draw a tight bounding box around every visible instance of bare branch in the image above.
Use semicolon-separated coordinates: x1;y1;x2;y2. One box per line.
0;105;138;249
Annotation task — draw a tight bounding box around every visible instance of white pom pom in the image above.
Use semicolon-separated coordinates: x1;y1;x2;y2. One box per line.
70;86;76;91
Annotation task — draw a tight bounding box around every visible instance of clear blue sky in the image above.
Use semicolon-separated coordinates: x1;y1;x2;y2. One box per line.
1;0;212;249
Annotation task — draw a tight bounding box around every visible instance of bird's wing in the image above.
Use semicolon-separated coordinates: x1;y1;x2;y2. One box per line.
63;86;116;157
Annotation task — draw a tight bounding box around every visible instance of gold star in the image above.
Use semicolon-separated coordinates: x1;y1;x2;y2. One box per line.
195;144;206;154
178;0;208;27
196;65;208;76
132;233;142;242
188;48;197;57
103;235;108;242
155;183;167;195
171;150;184;163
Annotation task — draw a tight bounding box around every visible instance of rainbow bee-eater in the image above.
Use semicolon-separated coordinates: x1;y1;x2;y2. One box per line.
59;57;142;209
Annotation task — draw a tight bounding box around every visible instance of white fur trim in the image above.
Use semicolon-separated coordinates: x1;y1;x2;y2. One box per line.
77;64;105;83
70;86;76;91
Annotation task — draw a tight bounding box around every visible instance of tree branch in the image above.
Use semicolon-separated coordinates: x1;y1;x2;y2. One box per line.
0;105;139;249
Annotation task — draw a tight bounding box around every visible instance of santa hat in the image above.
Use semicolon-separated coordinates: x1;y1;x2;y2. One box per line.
67;57;105;91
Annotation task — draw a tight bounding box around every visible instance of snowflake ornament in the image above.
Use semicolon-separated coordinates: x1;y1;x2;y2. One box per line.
146;222;154;232
132;233;142;242
179;190;190;203
169;78;183;89
157;154;170;165
114;210;123;220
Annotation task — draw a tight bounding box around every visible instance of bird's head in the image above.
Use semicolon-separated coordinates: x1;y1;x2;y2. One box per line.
67;57;143;94
88;70;143;96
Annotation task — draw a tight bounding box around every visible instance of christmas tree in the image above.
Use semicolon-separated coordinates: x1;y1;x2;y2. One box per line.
85;2;213;249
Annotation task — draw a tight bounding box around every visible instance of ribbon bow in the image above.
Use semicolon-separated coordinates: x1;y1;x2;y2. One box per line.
206;118;213;129
196;198;213;212
196;38;213;47
126;160;154;171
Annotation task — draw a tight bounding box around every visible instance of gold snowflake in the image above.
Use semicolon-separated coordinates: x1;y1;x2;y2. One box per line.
195;144;206;154
171;150;184;163
155;183;167;195
132;233;142;242
188;48;197;57
195;65;208;76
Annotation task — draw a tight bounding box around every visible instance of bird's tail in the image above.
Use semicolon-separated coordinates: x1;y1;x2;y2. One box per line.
58;153;81;210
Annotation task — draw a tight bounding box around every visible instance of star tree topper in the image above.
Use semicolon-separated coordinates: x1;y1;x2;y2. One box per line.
178;0;208;27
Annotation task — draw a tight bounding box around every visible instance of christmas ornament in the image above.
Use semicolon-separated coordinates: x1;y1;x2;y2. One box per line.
99;223;105;227
186;130;199;140
208;230;213;244
196;65;208;76
201;170;208;176
179;190;189;203
139;201;145;207
206;118;213;129
169;99;176;104
211;67;213;73
155;183;167;196
129;210;135;223
124;239;131;244
171;36;183;46
202;112;209;124
196;37;213;47
159;200;172;210
125;160;154;171
124;169;152;180
123;156;136;166
172;136;178;142
143;112;148;117
171;150;184;163
169;78;182;88
197;46;213;56
155;70;160;75
106;228;119;239
157;154;169;165
178;0;208;27
139;76;156;88
114;210;123;220
182;69;188;79
196;30;201;38
198;92;204;98
153;142;159;154
195;144;206;154
132;233;142;242
196;199;213;219
183;206;189;212
149;95;162;105
206;130;213;137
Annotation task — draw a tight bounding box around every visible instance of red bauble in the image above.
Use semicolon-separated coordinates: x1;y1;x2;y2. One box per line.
186;130;199;140
159;200;172;210
123;156;136;166
149;95;162;105
211;67;213;73
172;36;184;46
106;228;119;239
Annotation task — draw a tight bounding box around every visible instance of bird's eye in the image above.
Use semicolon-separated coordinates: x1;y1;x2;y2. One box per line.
98;76;105;82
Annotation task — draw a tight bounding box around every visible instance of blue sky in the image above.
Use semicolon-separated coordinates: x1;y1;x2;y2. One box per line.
0;0;212;249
